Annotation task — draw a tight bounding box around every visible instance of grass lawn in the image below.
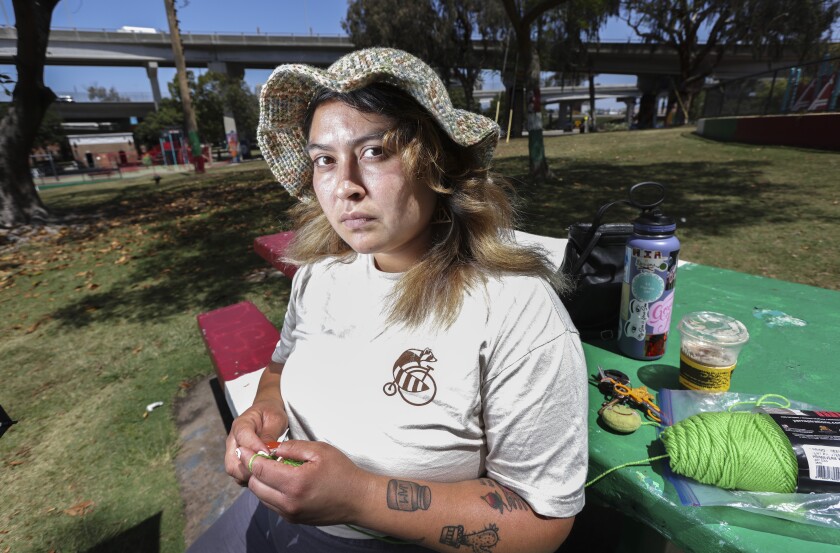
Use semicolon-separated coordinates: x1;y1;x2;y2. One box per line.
1;128;838;552
495;128;840;290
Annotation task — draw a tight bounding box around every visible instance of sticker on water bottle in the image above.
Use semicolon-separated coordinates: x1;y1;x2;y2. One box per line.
648;294;674;335
631;272;665;303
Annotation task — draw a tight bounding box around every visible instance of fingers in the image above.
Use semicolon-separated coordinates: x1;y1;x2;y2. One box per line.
224;416;281;484
236;444;299;492
223;400;289;487
230;416;269;455
224;435;253;485
272;440;314;465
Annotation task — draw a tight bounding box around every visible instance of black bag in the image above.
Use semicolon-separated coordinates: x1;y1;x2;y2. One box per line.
560;182;665;341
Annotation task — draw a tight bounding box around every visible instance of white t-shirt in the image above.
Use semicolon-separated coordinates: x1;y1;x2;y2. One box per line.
271;254;588;529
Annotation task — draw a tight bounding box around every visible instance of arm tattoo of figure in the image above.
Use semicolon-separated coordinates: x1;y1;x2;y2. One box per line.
386;479;432;511
440;524;500;552
478;478;531;514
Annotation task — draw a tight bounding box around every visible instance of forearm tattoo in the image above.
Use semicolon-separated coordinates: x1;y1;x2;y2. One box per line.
478;478;530;514
386;479;432;511
440;524;500;552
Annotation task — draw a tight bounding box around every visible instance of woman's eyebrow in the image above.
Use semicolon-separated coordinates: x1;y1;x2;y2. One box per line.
305;130;388;154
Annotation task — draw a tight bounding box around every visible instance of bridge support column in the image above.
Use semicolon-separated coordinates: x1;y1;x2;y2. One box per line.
208;61;246;141
619;97;637;126
145;61;163;111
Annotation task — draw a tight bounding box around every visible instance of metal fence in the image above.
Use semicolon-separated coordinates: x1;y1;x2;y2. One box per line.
701;55;840;118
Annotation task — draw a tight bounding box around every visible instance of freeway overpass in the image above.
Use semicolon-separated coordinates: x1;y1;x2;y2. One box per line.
0;26;809;78
474;84;640;104
0;26;818;135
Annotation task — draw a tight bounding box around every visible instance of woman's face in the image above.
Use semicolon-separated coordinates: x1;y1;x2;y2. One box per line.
307;99;438;273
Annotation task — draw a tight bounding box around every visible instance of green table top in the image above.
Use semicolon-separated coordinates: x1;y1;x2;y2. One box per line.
583;262;840;553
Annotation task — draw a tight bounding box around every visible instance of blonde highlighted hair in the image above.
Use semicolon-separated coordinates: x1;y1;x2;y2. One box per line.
285;84;568;328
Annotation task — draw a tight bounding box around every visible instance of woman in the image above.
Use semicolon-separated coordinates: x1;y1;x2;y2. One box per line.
189;47;588;553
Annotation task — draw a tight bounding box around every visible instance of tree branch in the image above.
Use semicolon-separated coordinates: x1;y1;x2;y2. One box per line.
522;0;569;29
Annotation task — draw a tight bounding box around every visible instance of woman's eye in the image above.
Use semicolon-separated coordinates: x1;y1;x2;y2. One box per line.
313;155;333;167
361;146;384;159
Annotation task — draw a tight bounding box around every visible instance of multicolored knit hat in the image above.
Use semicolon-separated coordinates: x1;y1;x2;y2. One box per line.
257;47;501;199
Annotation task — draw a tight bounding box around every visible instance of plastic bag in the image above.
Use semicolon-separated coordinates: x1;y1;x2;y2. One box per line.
658;389;840;529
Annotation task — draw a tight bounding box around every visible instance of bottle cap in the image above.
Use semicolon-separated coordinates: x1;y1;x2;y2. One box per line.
634;209;676;235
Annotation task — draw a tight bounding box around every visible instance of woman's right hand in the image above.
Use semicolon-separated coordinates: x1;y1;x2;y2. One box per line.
225;398;288;485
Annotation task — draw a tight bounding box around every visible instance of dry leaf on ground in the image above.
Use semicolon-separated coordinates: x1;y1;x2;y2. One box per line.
63;500;95;516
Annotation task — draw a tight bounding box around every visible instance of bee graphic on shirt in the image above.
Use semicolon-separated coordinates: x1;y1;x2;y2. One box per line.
383;348;438;406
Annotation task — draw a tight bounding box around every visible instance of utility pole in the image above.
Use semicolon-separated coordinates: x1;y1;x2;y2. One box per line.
163;0;204;173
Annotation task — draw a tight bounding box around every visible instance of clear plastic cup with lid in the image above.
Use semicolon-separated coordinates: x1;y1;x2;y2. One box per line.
677;311;750;392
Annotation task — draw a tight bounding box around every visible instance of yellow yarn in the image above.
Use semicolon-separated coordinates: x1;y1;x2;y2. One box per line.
660;412;798;493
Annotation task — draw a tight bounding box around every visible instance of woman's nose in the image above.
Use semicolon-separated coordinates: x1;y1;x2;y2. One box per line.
335;164;365;200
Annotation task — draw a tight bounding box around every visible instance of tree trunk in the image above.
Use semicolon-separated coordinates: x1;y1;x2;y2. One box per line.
526;49;549;180
500;0;568;178
504;45;526;140
0;0;60;228
588;71;597;132
164;0;204;173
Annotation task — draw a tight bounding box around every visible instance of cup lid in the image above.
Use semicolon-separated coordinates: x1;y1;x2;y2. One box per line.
678;311;750;346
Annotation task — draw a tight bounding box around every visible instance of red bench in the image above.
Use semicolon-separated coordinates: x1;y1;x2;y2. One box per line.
254;231;298;279
197;301;280;384
196;232;298;416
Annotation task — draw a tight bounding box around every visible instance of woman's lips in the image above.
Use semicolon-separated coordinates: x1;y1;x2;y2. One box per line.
340;213;374;229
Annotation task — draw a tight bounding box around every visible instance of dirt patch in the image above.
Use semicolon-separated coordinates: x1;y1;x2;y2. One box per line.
173;375;243;547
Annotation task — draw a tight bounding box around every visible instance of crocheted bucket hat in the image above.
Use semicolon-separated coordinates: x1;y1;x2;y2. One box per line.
257;47;500;199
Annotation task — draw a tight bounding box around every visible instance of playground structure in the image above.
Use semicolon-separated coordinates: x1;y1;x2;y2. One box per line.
701;55;840;118
696;55;839;151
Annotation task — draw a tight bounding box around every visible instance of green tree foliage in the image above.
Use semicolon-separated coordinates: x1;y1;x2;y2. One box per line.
343;0;506;111
192;71;259;145
623;0;840;123
500;0;616;178
132;98;184;149
343;0;437;61
344;0;617;179
542;0;619;79
537;0;620;132
136;70;259;149
86;84;129;102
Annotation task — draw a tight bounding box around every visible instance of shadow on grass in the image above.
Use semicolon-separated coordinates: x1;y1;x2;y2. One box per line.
48;169;295;328
495;157;806;239
83;512;161;553
44;155;816;328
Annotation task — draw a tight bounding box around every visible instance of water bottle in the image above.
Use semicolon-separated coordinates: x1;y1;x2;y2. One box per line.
618;207;680;361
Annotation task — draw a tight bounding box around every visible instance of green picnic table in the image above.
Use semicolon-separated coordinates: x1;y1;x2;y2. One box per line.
582;262;840;553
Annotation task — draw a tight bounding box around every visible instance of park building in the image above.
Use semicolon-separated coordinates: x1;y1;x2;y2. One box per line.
67;132;140;169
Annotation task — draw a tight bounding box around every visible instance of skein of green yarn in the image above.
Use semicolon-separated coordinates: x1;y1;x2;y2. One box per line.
660;412;798;493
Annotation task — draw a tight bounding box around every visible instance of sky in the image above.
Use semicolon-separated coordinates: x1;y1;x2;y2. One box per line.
1;0;354;99
0;0;646;106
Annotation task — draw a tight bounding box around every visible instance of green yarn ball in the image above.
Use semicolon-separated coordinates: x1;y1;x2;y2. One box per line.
660;412;798;493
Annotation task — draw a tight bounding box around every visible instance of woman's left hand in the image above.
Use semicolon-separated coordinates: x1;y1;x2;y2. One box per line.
239;440;374;526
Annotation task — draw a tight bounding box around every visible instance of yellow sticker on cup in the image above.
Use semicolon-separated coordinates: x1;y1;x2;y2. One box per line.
679;352;736;392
